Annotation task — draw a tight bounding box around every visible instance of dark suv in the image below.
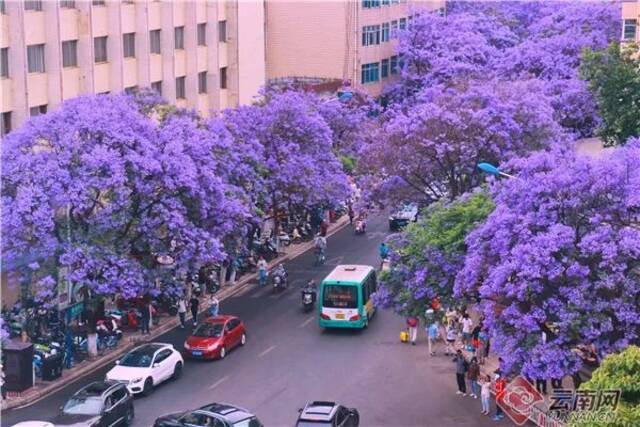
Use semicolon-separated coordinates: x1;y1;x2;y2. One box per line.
296;401;359;427
50;380;134;426
154;402;263;427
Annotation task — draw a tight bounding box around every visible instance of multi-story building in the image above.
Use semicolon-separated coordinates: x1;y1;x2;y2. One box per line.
0;0;266;136
266;0;444;96
622;0;639;43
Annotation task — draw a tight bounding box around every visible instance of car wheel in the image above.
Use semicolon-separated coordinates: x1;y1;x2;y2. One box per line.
172;362;183;380
240;333;247;346
219;346;226;359
142;378;154;397
123;406;134;426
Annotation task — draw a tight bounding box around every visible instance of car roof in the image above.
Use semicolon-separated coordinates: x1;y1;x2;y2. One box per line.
300;401;338;421
198;402;253;422
131;343;170;354
76;380;122;397
203;315;236;324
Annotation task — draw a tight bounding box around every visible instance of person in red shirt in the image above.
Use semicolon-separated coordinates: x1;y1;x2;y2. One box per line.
493;372;507;420
406;316;419;345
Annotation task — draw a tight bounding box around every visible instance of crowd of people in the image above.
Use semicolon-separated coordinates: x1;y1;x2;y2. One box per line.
404;307;508;421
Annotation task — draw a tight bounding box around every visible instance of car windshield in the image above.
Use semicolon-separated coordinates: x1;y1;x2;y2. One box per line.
62;396;103;415
120;350;153;367
193;322;224;338
323;285;358;309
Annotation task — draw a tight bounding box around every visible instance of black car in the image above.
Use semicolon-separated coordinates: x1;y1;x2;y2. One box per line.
388;203;419;231
296;401;359;427
50;381;134;427
154;402;263;427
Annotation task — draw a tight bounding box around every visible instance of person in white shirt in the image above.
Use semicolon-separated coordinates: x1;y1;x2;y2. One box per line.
480;374;492;415
177;296;187;328
257;256;268;287
461;313;473;345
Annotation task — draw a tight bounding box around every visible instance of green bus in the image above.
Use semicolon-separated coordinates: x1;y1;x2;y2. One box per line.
318;265;377;329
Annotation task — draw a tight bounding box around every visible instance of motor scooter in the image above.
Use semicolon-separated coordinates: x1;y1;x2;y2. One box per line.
271;265;288;293
355;218;366;234
302;287;316;312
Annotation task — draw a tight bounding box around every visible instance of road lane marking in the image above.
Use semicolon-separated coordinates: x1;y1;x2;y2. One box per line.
299;316;315;328
208;375;229;390
258;345;276;357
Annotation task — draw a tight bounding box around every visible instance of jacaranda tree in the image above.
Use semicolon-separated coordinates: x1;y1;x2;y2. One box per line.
1;95;248;302
455;141;640;380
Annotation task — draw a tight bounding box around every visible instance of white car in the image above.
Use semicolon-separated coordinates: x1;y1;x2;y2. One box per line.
105;342;183;396
10;423;54;427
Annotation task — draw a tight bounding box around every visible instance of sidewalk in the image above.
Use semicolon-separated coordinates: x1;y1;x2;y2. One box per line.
1;215;350;411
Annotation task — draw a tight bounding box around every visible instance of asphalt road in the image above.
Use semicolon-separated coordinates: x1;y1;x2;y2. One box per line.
3;215;512;427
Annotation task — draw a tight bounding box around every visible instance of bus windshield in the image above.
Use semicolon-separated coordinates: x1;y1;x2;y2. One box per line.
322;285;358;309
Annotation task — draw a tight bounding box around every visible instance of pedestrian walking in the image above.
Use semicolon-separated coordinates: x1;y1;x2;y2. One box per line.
229;257;239;286
477;329;488;365
190;294;199;325
348;205;354;225
177;296;187;328
493;372;507;420
467;357;480;398
209;295;219;318
64;327;74;369
427;321;439;356
480;374;492;415
257;256;268;287
379;242;389;261
140;299;151;335
461;313;473;346
320;218;328;237
445;323;457;355
406;316;419;345
453;350;468;396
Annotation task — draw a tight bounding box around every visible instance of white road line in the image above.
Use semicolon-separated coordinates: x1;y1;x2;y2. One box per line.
299;316;315;328
258;345;276;357
208;375;229;390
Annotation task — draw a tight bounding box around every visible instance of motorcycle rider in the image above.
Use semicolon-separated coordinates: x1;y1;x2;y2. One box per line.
314;233;327;263
302;280;317;308
272;263;288;288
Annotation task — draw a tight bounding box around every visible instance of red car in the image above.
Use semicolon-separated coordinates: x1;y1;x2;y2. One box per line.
184;315;246;360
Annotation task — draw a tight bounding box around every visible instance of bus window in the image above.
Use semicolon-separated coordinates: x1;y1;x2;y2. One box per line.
323;285;358;309
362;280;369;304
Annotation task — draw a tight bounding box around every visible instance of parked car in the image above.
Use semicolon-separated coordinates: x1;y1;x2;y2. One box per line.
388;203;419;231
49;380;134;427
184;315;246;360
10;423;54;427
153;402;262;427
296;401;359;427
105;343;183;396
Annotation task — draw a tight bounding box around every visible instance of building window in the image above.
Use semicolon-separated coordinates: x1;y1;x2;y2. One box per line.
92;0;105;5
124;86;138;95
623;19;637;41
151;81;162;95
219;66;227;89
198;71;207;94
381;58;389;78
362;0;380;8
60;0;75;8
381;22;390;42
361;62;380;83
176;76;186;99
197;23;207;46
391;20;398;38
218;20;227;42
382;0;390;5
27;44;45;73
29;105;47;117
175;26;184;50
1;111;11;136
24;0;42;11
1;48;8;78
0;0;5;14
62;40;77;68
362;25;380;46
123;33;135;58
150;29;161;54
390;55;398;74
94;36;107;63
399;17;407;30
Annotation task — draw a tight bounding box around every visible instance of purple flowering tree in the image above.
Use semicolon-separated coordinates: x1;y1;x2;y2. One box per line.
455;141;640;379
2;95;247;302
360;80;561;205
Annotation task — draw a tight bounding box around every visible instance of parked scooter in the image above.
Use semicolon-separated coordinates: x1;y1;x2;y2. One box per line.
301;280;317;312
271;264;288;293
355;217;366;234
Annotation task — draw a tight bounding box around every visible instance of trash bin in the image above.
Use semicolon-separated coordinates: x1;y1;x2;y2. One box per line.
3;341;34;392
41;352;64;381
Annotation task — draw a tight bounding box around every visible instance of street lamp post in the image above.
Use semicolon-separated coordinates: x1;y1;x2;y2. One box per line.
477;162;516;179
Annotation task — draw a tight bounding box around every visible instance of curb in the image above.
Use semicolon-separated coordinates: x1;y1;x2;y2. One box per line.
2;216;350;411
